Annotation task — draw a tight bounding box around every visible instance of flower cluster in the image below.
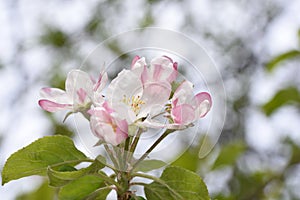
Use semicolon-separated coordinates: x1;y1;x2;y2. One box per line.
39;56;212;146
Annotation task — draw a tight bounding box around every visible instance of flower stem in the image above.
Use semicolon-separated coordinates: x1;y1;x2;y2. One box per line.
116;171;132;200
96;172;123;191
131;129;173;171
129;128;143;153
124;136;130;151
122;137;131;170
151;111;167;119
127;128;144;167
104;144;120;169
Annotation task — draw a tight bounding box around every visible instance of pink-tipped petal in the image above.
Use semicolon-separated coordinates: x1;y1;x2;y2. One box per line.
151;56;172;67
89;107;128;146
38;100;72;112
131;55;141;68
171;104;195;124
194;92;212;106
93;122;112;142
172;80;194;105
41;87;52;95
149;56;177;83
66;70;93;100
167;62;178;83
131;57;147;80
142;81;171;106
94;72;108;92
40;87;70;103
197;100;211;118
141;65;148;84
194;92;212;118
115;119;128;145
162;55;173;63
89;108;112;123
103;101;114;114
153;64;163;81
172;98;179;107
77;88;87;104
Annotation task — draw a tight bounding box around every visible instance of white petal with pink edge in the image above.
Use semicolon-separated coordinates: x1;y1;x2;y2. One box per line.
40;87;71;104
38;100;73;112
194;92;212;118
89;106;128;146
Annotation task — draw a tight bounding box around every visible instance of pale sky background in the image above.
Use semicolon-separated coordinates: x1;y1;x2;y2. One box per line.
1;0;300;199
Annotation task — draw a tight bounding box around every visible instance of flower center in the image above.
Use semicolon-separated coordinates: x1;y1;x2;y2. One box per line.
122;95;145;114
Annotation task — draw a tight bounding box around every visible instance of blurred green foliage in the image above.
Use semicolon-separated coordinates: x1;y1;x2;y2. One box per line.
266;50;300;72
16;180;56;200
40;27;70;49
172;30;300;200
140;10;154;28
2;0;300;199
211;142;246;170
172;146;199;172
263;30;300;118
262;87;300;116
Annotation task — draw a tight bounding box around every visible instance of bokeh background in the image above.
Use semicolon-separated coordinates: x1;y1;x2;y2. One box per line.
1;0;300;199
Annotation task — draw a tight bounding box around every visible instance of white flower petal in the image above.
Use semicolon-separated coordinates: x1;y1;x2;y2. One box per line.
111;103;136;124
138;81;171;118
66;70;94;103
106;69;143;102
195;99;211;118
131;56;147;77
172;80;194;105
40;87;71;104
149;56;178;83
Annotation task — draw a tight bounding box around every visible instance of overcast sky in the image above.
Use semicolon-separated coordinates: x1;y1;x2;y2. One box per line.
1;0;300;199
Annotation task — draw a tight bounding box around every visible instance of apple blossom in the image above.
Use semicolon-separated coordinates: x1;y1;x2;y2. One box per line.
88;102;128;146
39;69;107;115
131;55;178;84
169;80;212;128
38;56;212;145
7;53;214;200
105;56;177;128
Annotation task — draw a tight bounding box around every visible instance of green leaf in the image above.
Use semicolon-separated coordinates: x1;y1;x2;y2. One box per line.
47;158;105;187
212;142;246;170
16;180;56;200
58;175;110;200
266;50;300;72
172;148;199;172
262;87;300;116
134;159;166;172
2;135;87;185
85;188;112;200
144;166;210;200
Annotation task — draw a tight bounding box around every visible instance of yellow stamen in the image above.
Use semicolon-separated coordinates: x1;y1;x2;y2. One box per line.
122;95;145;114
